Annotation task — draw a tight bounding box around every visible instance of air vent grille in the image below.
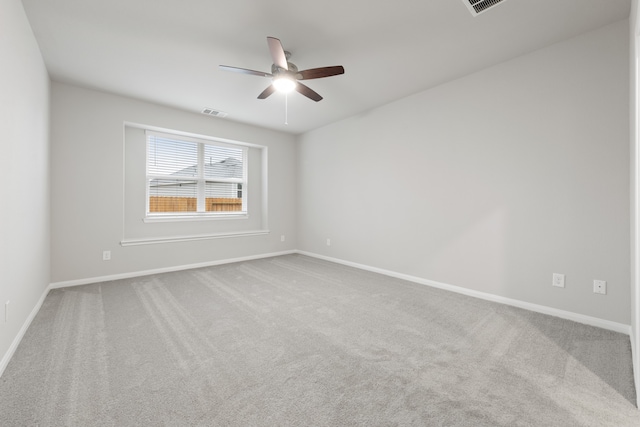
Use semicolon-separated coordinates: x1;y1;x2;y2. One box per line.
201;108;228;118
463;0;509;16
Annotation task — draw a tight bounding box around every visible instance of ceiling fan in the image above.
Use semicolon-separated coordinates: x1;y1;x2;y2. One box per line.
219;37;345;102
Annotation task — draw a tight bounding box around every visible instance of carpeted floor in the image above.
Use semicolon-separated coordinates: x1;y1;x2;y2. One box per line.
0;254;638;426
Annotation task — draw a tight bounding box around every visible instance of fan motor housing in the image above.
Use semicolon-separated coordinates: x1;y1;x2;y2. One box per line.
271;62;298;74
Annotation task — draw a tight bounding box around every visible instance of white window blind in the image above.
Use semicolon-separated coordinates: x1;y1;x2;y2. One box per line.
146;131;247;216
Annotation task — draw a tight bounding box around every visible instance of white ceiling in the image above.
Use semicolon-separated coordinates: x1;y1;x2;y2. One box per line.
22;0;631;135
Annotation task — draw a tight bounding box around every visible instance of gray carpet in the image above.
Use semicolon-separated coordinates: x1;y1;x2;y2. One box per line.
0;254;638;426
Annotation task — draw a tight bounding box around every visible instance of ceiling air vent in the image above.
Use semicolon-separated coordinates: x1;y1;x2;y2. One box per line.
462;0;509;16
201;107;228;118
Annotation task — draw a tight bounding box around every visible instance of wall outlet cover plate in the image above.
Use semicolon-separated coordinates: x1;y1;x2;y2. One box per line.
552;273;565;288
593;280;607;295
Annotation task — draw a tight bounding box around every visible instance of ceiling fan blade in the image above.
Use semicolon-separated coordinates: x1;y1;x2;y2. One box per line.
257;84;276;100
267;37;288;70
297;66;345;80
295;82;323;102
219;65;271;78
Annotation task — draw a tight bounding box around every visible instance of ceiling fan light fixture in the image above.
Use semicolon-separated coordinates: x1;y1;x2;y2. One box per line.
273;75;297;93
219;36;343;102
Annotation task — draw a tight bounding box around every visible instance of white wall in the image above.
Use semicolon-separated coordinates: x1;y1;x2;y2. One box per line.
297;20;631;325
50;83;296;284
0;0;51;372
629;0;640;408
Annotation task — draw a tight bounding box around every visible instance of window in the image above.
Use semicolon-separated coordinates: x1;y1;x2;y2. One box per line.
146;131;247;217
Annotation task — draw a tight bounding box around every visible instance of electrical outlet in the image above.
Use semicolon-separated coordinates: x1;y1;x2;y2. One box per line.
593;280;607;295
102;250;111;261
326;238;331;246
281;235;285;242
552;273;565;288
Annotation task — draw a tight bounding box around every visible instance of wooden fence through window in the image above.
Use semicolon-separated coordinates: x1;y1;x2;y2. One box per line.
149;197;242;212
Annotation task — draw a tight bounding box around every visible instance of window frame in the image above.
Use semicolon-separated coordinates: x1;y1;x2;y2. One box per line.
144;130;249;221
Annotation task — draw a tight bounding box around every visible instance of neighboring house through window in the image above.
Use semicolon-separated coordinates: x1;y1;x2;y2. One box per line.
146;131;248;217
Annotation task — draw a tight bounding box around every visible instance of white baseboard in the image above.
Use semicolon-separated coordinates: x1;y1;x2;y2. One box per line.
0;285;50;378
298;251;632;336
50;250;297;289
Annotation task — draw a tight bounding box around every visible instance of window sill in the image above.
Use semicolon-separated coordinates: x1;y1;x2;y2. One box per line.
120;229;269;246
143;213;248;223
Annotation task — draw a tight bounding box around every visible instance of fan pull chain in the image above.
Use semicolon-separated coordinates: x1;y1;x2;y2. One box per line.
285;93;288;125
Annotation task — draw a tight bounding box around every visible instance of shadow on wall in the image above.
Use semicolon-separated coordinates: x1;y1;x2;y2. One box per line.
421;207;509;296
